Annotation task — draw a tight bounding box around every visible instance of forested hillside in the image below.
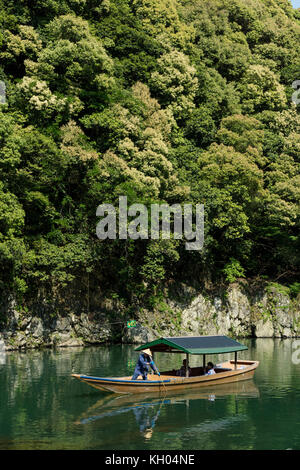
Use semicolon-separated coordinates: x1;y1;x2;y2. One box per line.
0;0;299;312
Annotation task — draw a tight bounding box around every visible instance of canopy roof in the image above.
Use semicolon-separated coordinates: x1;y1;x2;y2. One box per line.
135;335;248;355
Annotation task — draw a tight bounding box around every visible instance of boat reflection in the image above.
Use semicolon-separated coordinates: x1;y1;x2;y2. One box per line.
75;379;259;439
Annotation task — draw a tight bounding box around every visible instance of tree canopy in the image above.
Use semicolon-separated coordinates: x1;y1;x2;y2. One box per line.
0;0;299;306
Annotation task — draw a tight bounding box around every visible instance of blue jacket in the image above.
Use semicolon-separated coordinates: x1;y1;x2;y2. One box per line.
134;354;156;375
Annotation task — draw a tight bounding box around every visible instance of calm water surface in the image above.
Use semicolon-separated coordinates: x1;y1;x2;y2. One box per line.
1;339;300;450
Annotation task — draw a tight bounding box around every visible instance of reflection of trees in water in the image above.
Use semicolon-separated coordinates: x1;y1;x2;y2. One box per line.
210;339;298;392
156;397;257;451
251;339;298;388
3;345;128;403
172;415;251;451
186;414;247;433
0;348;90;438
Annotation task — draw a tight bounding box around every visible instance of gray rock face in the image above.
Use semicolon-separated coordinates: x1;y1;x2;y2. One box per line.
124;284;300;344
255;319;274;338
124;323;156;344
1;301;116;350
0;283;299;349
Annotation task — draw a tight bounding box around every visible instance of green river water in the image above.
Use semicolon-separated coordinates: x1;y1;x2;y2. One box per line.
1;338;300;450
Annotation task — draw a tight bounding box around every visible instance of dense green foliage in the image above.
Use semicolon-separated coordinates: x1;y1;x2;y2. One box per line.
0;0;299;307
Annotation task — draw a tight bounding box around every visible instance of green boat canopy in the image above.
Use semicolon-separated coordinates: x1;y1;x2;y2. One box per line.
135;335;248;355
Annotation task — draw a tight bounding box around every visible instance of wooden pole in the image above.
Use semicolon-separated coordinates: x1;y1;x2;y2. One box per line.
203;354;206;372
186;353;189;377
234;351;237;370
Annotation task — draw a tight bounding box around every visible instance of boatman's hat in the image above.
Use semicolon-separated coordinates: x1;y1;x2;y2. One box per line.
142;348;152;356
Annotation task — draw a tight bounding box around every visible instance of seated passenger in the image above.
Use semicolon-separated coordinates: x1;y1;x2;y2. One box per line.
176;359;191;377
205;361;216;376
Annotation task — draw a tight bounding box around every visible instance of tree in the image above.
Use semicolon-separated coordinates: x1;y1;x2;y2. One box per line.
150;49;198;120
239;65;287;113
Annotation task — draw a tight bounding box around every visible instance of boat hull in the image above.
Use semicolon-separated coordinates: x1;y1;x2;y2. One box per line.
72;360;259;394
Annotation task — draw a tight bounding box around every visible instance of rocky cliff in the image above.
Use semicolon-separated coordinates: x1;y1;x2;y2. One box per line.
0;281;299;351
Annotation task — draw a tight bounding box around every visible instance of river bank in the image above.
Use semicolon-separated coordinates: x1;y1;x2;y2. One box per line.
0;281;299;350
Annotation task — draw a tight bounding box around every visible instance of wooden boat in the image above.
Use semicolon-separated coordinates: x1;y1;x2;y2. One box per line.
72;335;259;394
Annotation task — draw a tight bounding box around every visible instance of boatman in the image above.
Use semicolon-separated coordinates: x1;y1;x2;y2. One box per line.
131;349;157;380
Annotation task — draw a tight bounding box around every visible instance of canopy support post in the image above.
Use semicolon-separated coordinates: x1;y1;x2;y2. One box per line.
203;354;206;372
186;353;189;377
234;351;237;370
